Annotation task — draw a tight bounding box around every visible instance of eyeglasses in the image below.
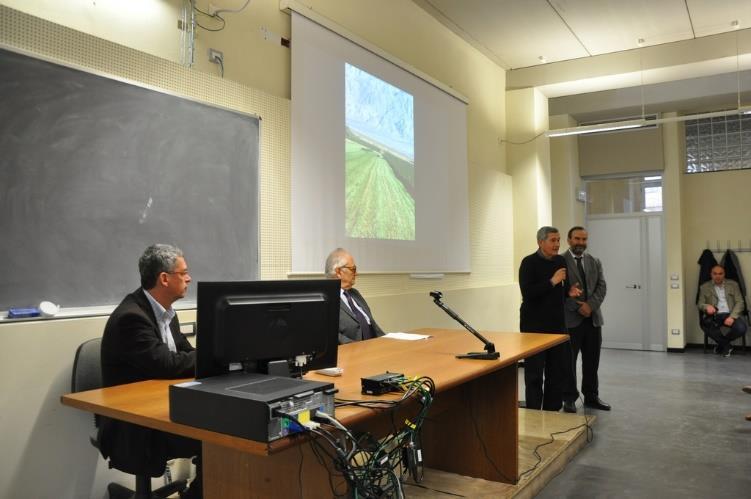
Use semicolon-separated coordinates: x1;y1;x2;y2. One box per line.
167;270;190;277
339;265;357;274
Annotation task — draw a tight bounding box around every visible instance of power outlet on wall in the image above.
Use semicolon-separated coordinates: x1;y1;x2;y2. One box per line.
671;329;681;335
208;48;223;64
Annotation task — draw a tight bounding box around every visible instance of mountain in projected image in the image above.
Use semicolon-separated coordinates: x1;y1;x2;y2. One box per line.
345;63;414;241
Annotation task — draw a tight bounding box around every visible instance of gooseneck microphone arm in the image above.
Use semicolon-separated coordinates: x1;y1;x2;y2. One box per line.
429;291;500;360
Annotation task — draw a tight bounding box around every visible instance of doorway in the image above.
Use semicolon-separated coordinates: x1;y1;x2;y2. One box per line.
584;176;666;351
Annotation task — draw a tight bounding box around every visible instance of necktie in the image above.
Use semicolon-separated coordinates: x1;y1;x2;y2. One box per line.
575;256;588;300
344;291;372;340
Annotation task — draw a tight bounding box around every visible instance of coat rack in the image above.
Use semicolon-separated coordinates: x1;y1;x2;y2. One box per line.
706;240;751;253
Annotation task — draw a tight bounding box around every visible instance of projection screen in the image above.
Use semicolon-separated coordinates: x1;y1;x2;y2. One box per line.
291;12;470;274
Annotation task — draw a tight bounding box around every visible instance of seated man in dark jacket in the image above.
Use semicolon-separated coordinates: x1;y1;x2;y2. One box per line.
325;248;385;344
100;244;201;498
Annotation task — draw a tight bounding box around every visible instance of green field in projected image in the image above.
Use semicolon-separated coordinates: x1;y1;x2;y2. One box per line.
345;132;415;240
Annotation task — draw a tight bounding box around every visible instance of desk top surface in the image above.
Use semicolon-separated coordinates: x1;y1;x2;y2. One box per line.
61;328;566;455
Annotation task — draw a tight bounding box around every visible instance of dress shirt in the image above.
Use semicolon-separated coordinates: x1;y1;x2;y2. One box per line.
715;283;730;314
144;289;177;352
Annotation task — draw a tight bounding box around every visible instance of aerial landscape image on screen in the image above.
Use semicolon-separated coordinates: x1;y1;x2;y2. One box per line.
345;63;414;240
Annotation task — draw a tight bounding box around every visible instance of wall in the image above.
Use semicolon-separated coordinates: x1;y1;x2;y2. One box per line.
661;115;687;349
682;169;751;344
506;87;552;269
549;114;584;232
0;1;513;497
578;126;664;176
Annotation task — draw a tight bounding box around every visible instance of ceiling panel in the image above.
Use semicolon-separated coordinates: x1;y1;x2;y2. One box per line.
416;0;751;70
550;0;693;54
688;0;751;37
425;0;588;68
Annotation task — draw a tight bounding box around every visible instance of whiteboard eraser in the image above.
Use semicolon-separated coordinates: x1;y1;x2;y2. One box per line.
8;307;41;318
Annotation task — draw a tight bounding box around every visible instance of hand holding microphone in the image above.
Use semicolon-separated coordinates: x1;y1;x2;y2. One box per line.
550;267;567;286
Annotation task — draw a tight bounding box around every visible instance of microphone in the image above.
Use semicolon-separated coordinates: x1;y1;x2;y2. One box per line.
429;290;500;360
555;257;567;287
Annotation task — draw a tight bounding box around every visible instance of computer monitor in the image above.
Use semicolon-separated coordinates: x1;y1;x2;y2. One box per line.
196;279;340;379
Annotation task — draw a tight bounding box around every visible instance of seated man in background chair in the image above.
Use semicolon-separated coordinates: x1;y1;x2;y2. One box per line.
325;248;385;344
100;244;202;498
698;264;747;358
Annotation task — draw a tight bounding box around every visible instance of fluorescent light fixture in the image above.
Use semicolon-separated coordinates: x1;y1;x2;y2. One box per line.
546;119;645;137
547;107;751;138
651;109;740;125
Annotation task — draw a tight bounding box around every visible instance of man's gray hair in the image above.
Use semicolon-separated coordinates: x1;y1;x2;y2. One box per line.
536;226;559;242
139;244;184;289
325;248;349;277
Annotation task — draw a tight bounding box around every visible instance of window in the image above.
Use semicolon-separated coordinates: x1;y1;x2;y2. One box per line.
685;114;751;173
585;175;662;215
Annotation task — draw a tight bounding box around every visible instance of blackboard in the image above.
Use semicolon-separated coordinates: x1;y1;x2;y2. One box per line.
0;48;259;310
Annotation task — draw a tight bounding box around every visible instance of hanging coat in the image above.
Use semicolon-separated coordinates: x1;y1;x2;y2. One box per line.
721;249;748;314
696;249;718;305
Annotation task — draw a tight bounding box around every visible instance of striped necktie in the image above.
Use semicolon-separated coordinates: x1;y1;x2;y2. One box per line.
344;290;372;340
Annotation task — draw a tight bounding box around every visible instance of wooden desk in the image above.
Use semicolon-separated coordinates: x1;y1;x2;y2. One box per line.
62;328;566;498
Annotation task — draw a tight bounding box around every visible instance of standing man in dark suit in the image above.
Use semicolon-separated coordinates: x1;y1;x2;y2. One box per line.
325;248;385;344
519;227;574;412
100;244;202;498
562;227;610;412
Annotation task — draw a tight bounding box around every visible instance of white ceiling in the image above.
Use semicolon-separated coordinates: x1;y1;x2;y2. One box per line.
414;0;751;70
413;0;751;116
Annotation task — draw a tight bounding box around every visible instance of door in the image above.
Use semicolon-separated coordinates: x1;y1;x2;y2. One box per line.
587;215;665;351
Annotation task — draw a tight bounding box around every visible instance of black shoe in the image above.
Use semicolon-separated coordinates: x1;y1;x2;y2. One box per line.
723;346;734;358
714;345;722;354
563;400;577;413
584;397;611;411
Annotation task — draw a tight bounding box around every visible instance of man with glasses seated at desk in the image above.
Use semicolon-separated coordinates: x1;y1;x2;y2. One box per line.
325;248;385;344
100;244;202;498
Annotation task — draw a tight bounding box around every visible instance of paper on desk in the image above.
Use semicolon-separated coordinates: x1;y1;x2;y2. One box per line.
383;332;431;341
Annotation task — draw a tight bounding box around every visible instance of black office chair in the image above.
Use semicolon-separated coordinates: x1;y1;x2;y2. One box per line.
71;338;188;499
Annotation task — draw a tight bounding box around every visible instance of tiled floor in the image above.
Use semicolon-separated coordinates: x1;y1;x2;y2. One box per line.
536;347;751;499
405;347;751;498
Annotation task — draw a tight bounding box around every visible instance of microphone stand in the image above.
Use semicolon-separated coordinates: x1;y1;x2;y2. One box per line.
429;291;500;360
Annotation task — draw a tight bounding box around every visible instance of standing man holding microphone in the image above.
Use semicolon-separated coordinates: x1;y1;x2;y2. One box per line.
519;226;580;411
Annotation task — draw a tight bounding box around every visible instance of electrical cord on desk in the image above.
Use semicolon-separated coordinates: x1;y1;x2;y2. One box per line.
296;442;304;499
277;376;436;498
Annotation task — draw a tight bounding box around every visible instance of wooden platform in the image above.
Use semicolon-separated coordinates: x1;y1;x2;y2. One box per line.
402;408;594;498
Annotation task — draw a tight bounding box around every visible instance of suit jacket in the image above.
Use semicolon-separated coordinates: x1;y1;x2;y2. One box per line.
338;287;385;344
564;251;607;328
99;288;195;476
697;279;745;319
